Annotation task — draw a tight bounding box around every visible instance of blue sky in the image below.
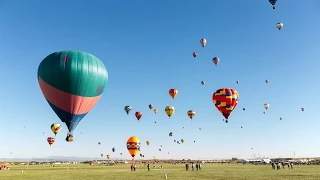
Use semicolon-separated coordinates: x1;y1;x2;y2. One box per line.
0;0;320;160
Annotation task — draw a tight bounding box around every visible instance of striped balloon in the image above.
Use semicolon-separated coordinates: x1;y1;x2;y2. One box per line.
38;51;108;134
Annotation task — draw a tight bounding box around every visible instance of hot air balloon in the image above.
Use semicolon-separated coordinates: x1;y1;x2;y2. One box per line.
193;52;198;58
159;149;162;151
47;137;55;147
212;88;239;120
38;51;108;142
264;103;269;110
187;110;196;120
112;147;116;152
280;117;283;120
101;154;103;157
200;38;207;47
301;108;304;111
174;140;176;142
199;128;202;130
194;141;195;143
50;123;61;136
243;108;246;111
236;81;239;84
98;142;101;145
201;81;205;85
124;105;132;115
106;154;110;159
169;132;173;136
149;104;153;110
263;111;266;114
241;126;243;128
120;153;123;155
146;141;150;146
127;136;140;159
177;141;180;144
165;106;175;118
212;57;220;66
265;80;269;83
181;139;184;143
269;0;277;9
154;109;158;114
276;22;283;30
169;88;178;100
135;112;142;121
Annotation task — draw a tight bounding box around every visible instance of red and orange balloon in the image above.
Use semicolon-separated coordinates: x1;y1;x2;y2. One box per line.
212;88;239;120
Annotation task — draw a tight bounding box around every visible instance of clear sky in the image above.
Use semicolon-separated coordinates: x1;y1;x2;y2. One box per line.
0;0;320;160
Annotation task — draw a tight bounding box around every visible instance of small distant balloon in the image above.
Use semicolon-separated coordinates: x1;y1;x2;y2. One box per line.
200;38;207;47
135;111;142;121
193;52;198;58
169;89;178;100
212;57;220;66
47;137;55;147
187;110;196;120
269;0;277;9
276;22;283;30
165;106;175;118
124;106;132;115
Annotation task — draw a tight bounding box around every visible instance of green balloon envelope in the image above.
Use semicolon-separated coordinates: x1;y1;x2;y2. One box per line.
38;50;108;133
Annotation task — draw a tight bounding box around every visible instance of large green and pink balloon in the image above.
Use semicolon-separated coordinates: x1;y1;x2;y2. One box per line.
37;51;108;136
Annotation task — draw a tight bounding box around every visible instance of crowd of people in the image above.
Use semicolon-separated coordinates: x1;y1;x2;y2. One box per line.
185;162;202;171
271;161;294;170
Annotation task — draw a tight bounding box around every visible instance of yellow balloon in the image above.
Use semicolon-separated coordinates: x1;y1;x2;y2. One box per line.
50;123;61;136
165;106;175;118
187;110;195;120
106;154;110;159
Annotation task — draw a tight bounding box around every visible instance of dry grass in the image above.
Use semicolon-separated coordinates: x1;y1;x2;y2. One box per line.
0;163;320;180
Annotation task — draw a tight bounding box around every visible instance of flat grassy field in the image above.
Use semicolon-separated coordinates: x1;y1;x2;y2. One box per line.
0;163;320;180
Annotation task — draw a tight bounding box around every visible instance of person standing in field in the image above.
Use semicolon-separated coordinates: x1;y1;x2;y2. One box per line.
147;164;150;171
185;163;189;171
271;161;275;169
130;164;133;171
191;163;194;171
199;163;201;171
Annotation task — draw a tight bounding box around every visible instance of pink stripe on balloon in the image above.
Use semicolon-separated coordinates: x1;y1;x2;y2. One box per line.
38;77;102;114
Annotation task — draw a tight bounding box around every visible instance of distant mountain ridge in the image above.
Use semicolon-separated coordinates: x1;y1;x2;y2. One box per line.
0;156;125;161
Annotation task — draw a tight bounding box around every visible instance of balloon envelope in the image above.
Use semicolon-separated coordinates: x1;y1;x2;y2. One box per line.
51;123;61;135
126;136;140;158
38;51;108;133
212;88;239;119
